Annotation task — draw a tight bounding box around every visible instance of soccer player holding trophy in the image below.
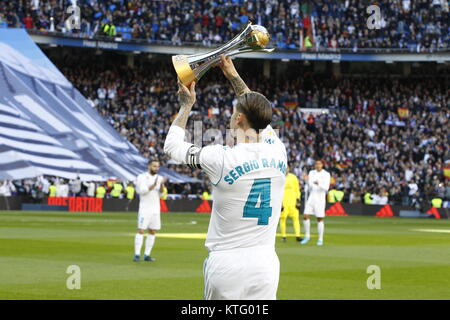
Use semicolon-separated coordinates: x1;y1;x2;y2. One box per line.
165;23;287;299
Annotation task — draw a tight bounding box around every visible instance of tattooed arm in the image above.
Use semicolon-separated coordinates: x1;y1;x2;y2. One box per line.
172;79;196;129
164;79;225;180
164;79;199;164
219;55;251;97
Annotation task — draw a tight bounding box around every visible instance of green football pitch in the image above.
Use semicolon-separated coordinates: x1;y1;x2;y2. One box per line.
0;210;449;300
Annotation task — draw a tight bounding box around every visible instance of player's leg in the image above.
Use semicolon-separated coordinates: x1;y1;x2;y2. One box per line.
316;201;326;246
134;229;145;262
301;200;313;244
134;213;148;261
204;251;245;300
204;248;279;300
317;217;325;246
144;229;157;261
300;214;311;244
279;208;288;242
144;213;161;261
291;207;302;241
244;248;280;300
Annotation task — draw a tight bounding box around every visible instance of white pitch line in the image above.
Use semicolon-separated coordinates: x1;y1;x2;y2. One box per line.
126;233;207;239
411;229;450;234
124;233;304;239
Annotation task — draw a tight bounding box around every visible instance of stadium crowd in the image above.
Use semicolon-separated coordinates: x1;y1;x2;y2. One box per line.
1;0;449;52
45;53;450;209
0;176;137;200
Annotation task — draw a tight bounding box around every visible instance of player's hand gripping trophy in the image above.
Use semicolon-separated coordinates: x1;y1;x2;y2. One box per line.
172;22;274;86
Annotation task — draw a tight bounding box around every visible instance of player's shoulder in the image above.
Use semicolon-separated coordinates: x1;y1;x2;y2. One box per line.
260;125;277;143
201;144;229;156
137;172;147;179
197;144;228;171
321;170;331;179
287;172;297;179
260;125;285;147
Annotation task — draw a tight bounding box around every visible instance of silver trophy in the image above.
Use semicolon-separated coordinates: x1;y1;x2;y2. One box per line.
172;22;274;86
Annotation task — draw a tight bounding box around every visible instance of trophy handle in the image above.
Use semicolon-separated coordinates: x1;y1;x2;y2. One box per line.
227;48;275;56
185;23;254;64
189;47;274;82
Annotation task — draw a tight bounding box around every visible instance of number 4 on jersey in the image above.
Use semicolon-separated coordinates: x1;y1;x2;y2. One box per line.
243;178;272;225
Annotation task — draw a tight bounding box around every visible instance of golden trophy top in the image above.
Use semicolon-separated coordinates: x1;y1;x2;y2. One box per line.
249;25;271;48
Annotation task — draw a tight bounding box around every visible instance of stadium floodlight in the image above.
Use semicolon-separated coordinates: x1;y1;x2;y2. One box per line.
172;22;274;86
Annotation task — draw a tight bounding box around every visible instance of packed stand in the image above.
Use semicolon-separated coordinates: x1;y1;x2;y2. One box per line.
1;0;449;52
49;54;450;208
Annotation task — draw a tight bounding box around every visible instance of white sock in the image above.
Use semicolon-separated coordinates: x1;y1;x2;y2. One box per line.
304;219;310;238
134;233;144;256
144;234;155;256
318;221;324;242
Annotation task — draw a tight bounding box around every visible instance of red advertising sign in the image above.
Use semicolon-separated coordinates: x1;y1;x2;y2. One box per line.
48;197;103;212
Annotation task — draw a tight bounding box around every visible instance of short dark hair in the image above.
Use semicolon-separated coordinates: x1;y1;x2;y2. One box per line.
236;91;272;131
148;159;159;166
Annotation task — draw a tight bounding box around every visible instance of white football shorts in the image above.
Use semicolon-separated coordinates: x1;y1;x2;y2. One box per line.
304;198;326;218
137;212;161;230
203;245;279;300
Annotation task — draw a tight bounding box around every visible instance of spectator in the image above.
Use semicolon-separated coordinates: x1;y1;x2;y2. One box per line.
408;180;419;198
56;179;69;197
22;13;33;29
2;0;448;52
0;180;13;210
102;21;116;37
69;176;82;196
96;183;107;199
84;181;96;197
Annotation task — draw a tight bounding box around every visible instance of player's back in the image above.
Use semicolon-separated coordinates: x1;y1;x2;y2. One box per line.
206;137;287;252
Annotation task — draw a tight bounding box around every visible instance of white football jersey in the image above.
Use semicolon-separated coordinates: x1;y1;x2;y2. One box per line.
135;172;163;214
306;169;331;202
164;125;287;252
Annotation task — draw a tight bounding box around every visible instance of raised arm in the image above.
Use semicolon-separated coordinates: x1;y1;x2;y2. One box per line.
164;79;199;165
219;55;250;97
172;79;196;130
164;79;225;184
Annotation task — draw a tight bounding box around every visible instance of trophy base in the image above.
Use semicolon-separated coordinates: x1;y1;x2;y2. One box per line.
172;55;196;86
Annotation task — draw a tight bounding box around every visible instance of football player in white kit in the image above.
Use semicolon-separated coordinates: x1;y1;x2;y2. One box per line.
133;160;166;262
164;55;287;300
300;160;331;246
